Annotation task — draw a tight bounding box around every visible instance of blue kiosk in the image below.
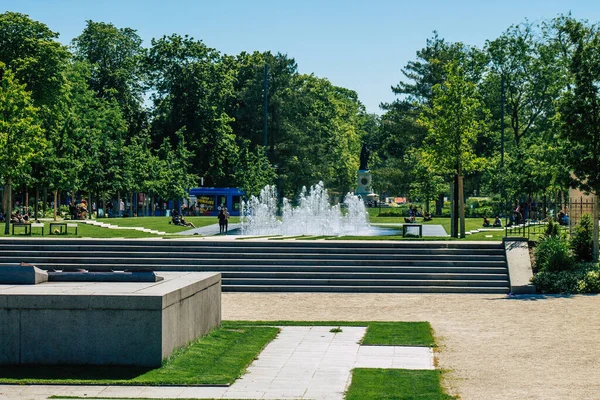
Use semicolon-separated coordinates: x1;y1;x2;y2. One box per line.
188;187;245;216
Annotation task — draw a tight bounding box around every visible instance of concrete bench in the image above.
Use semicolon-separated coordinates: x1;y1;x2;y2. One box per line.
30;222;44;235
402;224;423;238
12;223;31;235
49;222;78;235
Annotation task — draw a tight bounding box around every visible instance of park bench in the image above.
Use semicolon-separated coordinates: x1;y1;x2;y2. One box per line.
49;222;78;235
30;222;44;235
402;224;423;238
12;223;31;235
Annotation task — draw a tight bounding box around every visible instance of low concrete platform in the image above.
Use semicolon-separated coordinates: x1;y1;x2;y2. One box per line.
0;272;221;367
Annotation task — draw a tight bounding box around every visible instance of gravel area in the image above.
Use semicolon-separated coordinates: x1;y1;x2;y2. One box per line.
223;293;600;400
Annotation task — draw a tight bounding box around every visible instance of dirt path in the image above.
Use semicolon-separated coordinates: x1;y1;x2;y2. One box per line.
223;293;600;400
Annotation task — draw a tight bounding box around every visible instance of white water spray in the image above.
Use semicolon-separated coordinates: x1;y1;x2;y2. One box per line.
241;182;371;236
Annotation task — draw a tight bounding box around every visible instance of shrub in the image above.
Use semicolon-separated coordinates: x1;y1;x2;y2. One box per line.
577;267;600;293
531;269;581;294
532;263;600;294
544;219;560;238
570;213;594;262
378;210;405;217
534;235;574;272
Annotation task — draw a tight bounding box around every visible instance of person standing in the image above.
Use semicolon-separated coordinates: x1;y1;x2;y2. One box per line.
218;209;226;233
223;207;230;232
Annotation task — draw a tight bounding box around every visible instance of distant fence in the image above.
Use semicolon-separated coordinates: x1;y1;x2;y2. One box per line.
504;197;595;240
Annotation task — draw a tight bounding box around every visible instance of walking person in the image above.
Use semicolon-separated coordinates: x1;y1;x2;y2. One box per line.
218;209;226;233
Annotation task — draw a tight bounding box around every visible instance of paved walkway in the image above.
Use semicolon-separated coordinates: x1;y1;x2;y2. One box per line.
222;293;600;400
0;326;433;400
177;223;241;236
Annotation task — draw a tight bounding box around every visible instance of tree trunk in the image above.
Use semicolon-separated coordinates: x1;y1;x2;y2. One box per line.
594;191;599;262
450;180;457;238
458;174;465;238
129;192;134;217
4;177;12;235
25;185;29;212
43;187;47;218
116;191;120;218
34;187;40;222
53;189;58;221
436;193;444;217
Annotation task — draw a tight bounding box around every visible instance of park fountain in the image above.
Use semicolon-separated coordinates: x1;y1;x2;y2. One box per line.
240;182;373;236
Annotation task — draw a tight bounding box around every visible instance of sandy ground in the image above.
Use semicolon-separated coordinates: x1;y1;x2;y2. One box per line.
223;293;600;400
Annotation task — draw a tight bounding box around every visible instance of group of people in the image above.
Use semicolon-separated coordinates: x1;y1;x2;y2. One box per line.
9;210;30;224
404;205;432;223
68;200;89;220
218;207;230;233
482;216;503;228
170;209;196;228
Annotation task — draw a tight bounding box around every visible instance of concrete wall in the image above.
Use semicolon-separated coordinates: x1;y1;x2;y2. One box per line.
0;272;221;367
161;276;221;360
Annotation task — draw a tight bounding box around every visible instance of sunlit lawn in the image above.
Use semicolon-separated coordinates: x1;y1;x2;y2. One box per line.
0;216;239;238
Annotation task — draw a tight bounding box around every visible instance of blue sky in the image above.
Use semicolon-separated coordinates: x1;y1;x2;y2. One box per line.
2;0;599;113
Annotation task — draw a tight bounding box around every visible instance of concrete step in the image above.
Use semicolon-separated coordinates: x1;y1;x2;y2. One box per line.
0;263;508;274
222;285;511;294
0;238;509;294
0;240;504;255
0;250;506;262
222;278;510;287
0;256;507;268
0;238;504;249
218;271;510;281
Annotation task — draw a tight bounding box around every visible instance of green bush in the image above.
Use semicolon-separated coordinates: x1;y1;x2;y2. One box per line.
544;219;560;238
531;269;581;293
571;213;594;262
534;235;574;272
532;263;600;294
378;210;405;217
577;267;600;293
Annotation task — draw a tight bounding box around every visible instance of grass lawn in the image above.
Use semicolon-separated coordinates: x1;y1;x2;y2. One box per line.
95;216;240;232
222;321;435;347
0;321;434;386
0;326;279;386
346;369;456;400
0;216;240;238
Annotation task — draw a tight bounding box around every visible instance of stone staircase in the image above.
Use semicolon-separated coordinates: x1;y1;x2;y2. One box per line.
0;238;509;293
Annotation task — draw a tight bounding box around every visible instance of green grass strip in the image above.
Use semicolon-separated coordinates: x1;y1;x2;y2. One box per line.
222;321;435;347
346;369;456;400
0;326;279;386
362;322;434;347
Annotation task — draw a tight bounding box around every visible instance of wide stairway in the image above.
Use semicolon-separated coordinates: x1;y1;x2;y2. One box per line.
0;238;509;293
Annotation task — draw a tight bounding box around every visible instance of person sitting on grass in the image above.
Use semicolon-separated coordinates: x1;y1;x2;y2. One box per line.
493;216;502;227
482;217;491;227
170;209;196;228
422;211;433;222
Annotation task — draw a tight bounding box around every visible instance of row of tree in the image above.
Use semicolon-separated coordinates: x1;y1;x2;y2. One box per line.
0;12;372;233
1;11;599;251
371;15;599;255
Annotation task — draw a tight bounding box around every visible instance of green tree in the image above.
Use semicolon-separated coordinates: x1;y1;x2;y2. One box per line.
147;34;236;186
418;62;489;237
72;20;146;137
558;19;600;261
0;65;46;233
0;12;69;106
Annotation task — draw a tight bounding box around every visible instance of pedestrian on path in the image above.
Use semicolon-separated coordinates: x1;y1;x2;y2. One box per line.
218;209;227;233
